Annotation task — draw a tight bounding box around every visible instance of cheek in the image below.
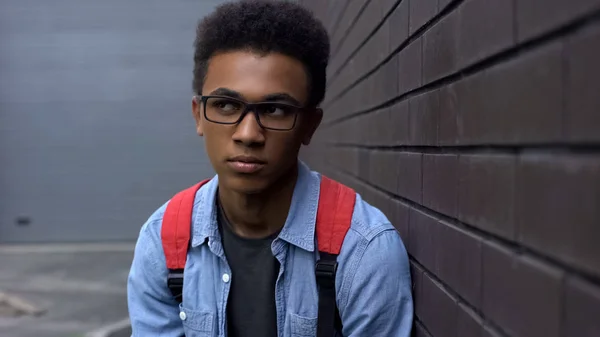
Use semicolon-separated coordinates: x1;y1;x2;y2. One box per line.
265;132;303;161
202;125;230;158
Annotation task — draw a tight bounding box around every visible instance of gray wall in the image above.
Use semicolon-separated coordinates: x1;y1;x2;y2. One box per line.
300;0;600;336
0;0;225;243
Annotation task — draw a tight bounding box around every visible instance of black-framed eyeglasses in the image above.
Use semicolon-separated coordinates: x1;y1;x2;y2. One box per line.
196;95;306;131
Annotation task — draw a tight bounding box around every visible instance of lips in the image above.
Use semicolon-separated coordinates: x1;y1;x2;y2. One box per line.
227;155;266;174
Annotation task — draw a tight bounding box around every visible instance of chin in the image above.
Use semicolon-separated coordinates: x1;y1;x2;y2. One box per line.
222;175;270;195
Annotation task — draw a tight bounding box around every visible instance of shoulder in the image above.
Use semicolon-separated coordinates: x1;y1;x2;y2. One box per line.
133;200;170;270
348;192;397;241
133;179;214;264
336;190;411;300
136;179;212;247
346;192;409;266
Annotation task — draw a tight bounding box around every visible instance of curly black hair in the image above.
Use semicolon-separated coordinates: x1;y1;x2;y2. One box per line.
193;0;330;107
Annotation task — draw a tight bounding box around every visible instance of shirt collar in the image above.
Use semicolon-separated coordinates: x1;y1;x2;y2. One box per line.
190;160;319;252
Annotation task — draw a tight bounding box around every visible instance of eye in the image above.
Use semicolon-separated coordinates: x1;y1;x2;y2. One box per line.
263;104;292;116
211;99;241;112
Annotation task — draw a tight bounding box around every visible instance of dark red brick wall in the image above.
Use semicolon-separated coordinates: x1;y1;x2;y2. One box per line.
298;0;600;336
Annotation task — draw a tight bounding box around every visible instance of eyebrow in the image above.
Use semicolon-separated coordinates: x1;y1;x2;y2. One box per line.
207;87;303;106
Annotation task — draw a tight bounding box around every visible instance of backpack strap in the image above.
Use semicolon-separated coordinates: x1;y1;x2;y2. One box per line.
159;173;357;337
161;179;211;303
315;176;356;337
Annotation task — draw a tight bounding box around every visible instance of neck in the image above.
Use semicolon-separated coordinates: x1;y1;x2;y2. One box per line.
218;164;298;238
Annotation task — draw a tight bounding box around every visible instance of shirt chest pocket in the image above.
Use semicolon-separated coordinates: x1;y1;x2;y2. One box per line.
179;306;215;337
289;313;317;337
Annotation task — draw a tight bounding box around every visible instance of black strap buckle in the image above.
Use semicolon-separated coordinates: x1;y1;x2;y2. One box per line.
167;269;184;303
315;259;338;288
316;255;340;337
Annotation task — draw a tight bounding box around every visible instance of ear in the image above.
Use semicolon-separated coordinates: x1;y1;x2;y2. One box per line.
301;108;323;145
192;96;204;137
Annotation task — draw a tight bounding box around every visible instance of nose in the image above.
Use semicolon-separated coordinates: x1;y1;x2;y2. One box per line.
231;110;265;146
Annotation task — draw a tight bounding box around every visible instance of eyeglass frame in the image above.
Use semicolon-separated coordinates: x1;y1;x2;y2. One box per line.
194;95;311;131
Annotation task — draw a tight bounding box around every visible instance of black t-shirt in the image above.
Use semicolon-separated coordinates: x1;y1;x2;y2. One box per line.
217;197;280;337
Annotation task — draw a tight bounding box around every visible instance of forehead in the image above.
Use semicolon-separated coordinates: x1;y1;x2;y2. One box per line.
202;51;309;104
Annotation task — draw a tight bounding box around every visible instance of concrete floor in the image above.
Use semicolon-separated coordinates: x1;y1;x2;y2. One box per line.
0;243;134;337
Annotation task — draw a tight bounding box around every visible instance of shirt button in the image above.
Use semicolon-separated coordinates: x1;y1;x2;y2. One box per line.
179;311;187;321
222;273;230;283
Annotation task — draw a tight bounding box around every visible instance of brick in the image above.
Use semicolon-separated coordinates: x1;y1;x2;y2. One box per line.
423;10;459;83
453;73;485;145
516;0;600;42
335;0;381;72
414;321;432;337
411;262;424;316
380;107;397;144
327;69;351;103
457;0;515;68
515;154;600;277
409;0;438;35
325;1;348;34
482;241;563;337
438;82;459;145
436;223;482;308
439;0;457;11
408;90;439;146
391;199;410;247
482;326;503;337
481;242;517;327
422;154;458;217
364;35;380;73
398;38;422;95
330;0;368;59
363;109;387;145
369;189;393;218
376;107;395;145
458;154;516;240
354;115;369;144
350;116;364;145
380;56;399;103
323;102;337;124
332;119;352;145
352;178;368;200
566;22;600;141
389;100;410;145
457;303;484;337
369;150;398;193
420;274;458;337
382;0;399;16
353;79;370;113
365;69;379;110
361;186;377;210
371;57;398;106
345;58;359;89
396;152;422;202
514;256;563;337
457;41;563;144
347;147;360;177
333;0;366;46
409;209;439;271
565;277;600;337
390;0;409;52
325;122;339;144
375;20;391;65
357;149;371;179
340;148;359;177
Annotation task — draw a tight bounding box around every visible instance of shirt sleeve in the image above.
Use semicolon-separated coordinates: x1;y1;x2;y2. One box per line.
127;218;184;337
340;228;414;336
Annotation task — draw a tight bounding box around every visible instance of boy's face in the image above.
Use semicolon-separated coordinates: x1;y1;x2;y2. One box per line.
192;51;322;194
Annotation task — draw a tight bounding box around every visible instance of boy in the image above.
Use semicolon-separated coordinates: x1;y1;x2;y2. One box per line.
127;1;413;336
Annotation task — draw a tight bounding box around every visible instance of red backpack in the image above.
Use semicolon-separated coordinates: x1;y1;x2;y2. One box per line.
161;175;356;337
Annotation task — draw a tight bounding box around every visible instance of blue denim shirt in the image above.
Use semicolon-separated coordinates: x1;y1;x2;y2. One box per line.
127;161;413;337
